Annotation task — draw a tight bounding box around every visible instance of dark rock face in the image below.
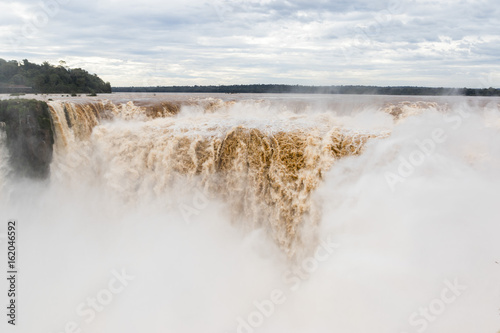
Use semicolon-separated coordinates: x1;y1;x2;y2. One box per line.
0;99;54;178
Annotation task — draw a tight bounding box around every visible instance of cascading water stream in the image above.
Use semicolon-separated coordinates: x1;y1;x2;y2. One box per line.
46;98;388;258
1;94;499;333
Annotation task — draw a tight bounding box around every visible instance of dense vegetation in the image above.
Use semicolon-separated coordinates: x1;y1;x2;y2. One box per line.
2;57;495;96
0;59;111;94
113;84;500;96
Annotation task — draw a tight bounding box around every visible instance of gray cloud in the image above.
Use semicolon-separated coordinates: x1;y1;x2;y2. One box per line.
1;0;499;87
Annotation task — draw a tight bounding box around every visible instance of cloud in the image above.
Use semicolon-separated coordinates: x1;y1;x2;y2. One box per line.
1;0;499;87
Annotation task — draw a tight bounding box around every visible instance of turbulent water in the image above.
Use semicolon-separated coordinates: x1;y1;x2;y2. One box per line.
1;93;500;333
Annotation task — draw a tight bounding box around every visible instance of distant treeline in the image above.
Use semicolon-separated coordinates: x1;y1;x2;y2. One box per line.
113;84;500;96
0;59;111;94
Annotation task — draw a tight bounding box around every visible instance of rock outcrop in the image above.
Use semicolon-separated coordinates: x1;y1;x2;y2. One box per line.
0;99;54;178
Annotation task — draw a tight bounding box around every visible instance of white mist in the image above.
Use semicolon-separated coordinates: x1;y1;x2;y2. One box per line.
1;95;499;333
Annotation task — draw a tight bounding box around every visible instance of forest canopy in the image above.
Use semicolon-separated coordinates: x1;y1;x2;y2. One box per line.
113;84;500;96
0;59;111;94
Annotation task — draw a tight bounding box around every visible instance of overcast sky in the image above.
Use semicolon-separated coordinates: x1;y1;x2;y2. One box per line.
1;0;499;87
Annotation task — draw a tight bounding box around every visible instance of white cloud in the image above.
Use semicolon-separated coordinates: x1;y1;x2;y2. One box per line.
1;0;499;87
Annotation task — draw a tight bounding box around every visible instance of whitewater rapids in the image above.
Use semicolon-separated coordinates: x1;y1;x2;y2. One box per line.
1;93;500;333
